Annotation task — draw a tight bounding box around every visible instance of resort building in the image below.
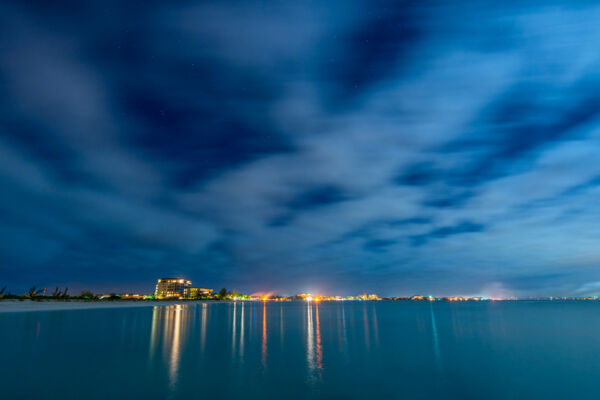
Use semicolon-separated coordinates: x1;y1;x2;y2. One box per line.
189;287;213;298
155;278;192;299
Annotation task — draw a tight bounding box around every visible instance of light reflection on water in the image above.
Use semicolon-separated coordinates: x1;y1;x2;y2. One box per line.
168;305;182;391
239;302;244;357
430;302;442;370
305;302;314;380
4;301;600;399
200;303;207;353
232;301;237;357
149;305;187;395
262;302;267;369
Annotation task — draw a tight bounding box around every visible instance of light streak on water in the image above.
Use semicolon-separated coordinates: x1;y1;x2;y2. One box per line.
261;301;267;370
200;303;207;353
280;303;284;348
363;303;370;351
306;302;314;379
240;302;245;357
315;303;322;372
372;303;379;347
430;302;442;370
149;306;160;364
306;302;323;384
232;302;237;357
168;305;183;395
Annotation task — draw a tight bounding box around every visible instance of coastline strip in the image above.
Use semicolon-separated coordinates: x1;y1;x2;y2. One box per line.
0;300;209;313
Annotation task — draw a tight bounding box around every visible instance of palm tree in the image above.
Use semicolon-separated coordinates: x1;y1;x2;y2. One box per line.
26;286;43;298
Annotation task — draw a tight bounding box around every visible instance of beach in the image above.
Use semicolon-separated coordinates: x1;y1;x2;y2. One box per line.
0;299;204;313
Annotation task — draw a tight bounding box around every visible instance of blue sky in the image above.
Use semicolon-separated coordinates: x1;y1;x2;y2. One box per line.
2;0;600;296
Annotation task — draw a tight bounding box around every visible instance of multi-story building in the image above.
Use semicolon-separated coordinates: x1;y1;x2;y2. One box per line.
155;278;191;299
189;287;213;298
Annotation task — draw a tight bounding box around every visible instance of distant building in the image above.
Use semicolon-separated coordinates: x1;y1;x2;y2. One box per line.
120;293;145;300
189;287;213;298
155;278;192;299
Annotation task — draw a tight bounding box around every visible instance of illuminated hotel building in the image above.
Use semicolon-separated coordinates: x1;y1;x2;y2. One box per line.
155;278;192;299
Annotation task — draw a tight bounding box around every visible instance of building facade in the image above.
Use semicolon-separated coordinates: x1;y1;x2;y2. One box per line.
189;287;213;299
155;278;192;299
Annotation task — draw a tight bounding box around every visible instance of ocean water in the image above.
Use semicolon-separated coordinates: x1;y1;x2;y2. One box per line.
1;301;599;399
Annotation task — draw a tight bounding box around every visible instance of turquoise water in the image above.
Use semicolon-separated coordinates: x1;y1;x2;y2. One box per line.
2;301;600;399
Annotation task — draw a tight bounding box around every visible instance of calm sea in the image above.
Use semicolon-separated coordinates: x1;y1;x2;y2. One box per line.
1;301;599;399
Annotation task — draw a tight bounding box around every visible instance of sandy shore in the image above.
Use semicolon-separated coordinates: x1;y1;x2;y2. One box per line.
0;299;208;313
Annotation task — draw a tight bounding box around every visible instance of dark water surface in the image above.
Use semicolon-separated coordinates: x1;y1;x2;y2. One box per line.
1;301;599;399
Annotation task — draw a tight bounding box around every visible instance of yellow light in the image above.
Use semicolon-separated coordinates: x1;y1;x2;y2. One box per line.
305;296;313;302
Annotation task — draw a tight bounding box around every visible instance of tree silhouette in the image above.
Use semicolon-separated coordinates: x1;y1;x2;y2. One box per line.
26;286;43;298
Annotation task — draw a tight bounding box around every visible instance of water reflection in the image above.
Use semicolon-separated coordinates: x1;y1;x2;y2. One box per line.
149;306;160;365
240;302;245;357
149;305;189;396
145;301;446;394
200;303;207;353
363;303;370;351
429;302;442;370
306;302;314;377
280;304;284;348
315;303;322;371
340;303;348;358
262;301;267;369
169;305;183;390
371;303;379;347
232;302;237;357
306;302;323;383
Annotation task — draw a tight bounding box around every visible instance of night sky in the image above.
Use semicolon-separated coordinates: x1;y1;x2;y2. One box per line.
2;1;600;297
